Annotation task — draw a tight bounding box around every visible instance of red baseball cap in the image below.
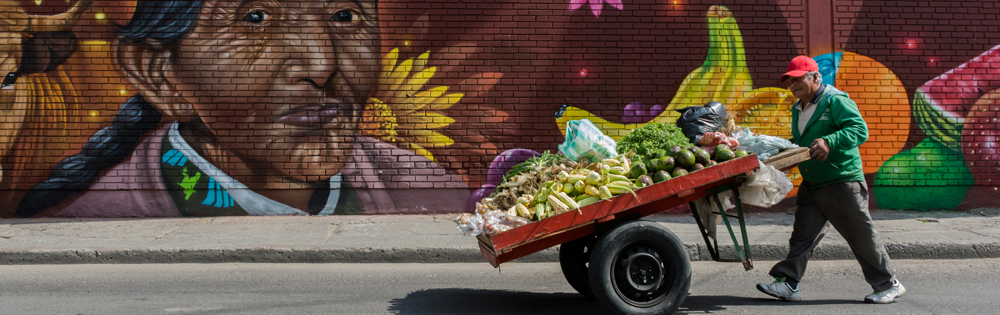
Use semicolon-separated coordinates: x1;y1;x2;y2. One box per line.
780;55;819;82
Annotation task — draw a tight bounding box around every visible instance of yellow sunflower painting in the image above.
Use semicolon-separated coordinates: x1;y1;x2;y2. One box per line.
360;48;463;162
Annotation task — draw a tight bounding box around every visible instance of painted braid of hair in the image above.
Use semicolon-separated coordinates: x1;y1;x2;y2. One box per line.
15;96;162;216
14;1;202;217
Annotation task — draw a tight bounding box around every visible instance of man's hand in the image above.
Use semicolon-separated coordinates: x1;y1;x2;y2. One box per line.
809;138;830;161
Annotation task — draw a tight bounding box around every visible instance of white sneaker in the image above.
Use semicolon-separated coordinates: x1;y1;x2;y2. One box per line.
756;277;801;302
865;279;906;304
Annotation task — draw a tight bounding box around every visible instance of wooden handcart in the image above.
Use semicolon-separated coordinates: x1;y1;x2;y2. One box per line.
476;148;810;315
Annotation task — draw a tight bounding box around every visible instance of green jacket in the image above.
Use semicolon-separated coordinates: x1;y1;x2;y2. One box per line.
791;84;868;187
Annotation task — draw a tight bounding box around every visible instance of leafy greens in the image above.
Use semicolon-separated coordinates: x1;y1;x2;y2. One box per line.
616;122;690;160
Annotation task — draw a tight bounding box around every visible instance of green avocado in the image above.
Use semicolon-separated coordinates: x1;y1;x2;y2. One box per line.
715;149;736;162
669;145;684;157
714;144;729;153
655;149;668;158
649;158;663;172
652;170;672;183
638;175;655;187
629;162;648;179
675;150;696;169
694;148;711;165
671;167;689;178
656;156;676;172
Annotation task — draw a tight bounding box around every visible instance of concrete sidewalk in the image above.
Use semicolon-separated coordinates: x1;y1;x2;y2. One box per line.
1;209;998;265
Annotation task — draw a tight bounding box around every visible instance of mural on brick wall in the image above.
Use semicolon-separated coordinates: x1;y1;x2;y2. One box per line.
0;0;91;201
1;0;998;218
5;0;473;217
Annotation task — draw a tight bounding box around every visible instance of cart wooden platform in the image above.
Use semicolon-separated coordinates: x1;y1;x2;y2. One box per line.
475;147;810;315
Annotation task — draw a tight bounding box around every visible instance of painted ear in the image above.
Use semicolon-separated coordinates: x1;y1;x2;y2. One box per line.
113;41;194;119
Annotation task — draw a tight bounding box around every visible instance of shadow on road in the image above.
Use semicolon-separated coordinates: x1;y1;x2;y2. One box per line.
388;288;609;315
388;290;867;314
679;295;861;313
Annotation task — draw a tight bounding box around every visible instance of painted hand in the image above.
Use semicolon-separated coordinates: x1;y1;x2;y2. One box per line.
809;138;830;161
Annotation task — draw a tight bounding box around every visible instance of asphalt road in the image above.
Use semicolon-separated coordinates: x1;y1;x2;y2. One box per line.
1;259;997;315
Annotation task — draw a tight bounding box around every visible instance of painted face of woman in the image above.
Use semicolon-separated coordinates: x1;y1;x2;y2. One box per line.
164;0;380;181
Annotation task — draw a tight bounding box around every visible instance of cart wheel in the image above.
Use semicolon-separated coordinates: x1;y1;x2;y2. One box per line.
588;220;691;315
559;235;597;298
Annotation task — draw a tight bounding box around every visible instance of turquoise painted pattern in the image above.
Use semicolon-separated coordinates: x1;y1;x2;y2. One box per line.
203;177;234;208
813;51;843;86
162;145;243;216
162;148;189;167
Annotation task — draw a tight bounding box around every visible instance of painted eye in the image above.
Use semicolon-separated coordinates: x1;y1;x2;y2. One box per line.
331;9;360;22
243;9;269;24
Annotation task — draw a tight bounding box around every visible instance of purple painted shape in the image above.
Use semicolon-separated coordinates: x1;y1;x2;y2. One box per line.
486;149;541;184
465;149;541;212
467;184;497;213
622;102;666;124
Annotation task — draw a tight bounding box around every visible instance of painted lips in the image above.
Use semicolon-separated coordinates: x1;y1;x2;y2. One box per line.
276;104;347;127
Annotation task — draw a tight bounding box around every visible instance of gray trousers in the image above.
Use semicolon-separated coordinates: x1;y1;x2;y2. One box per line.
768;181;896;291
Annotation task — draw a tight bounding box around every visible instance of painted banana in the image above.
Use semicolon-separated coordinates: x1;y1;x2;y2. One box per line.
557;5;753;138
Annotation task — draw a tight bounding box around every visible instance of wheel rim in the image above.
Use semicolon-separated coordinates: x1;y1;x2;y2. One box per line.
610;241;673;307
580;243;592;267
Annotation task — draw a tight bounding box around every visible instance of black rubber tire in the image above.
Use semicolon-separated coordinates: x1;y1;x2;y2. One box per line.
559;235;597;298
588;220;691;315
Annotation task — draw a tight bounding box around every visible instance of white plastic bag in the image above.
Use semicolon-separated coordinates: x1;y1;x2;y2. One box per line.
732;127;798;160
454;213;484;236
558;119;618;162
740;160;794;208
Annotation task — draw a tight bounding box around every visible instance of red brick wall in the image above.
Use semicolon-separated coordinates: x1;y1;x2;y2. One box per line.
0;0;998;217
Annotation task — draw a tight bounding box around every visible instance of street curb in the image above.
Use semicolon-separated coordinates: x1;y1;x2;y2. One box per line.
690;242;1000;262
2;242;998;265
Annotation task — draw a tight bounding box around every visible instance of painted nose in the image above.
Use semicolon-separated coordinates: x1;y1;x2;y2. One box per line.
286;25;337;89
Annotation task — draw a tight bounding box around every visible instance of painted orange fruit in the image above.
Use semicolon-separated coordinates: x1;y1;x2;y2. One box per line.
834;52;910;174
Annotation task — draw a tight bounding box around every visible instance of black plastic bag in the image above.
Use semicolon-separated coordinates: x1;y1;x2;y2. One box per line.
674;101;728;144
